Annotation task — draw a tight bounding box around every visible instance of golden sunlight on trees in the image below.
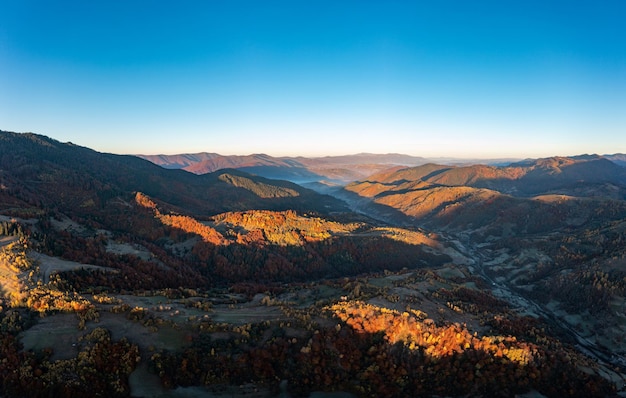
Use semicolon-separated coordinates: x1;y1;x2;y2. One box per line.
328;301;536;365
159;214;225;245
135;192;226;245
149;299;614;397
212;210;357;245
0;239;35;273
0;237;95;320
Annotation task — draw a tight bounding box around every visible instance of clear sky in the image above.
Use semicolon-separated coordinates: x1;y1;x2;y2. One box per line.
1;1;625;158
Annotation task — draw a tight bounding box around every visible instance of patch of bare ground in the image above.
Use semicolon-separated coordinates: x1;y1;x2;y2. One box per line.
106;241;153;260
98;311;189;352
210;304;285;325
30;252;116;283
435;265;466;279
19;313;82;360
277;284;346;309
440;244;473;265
49;216;88;234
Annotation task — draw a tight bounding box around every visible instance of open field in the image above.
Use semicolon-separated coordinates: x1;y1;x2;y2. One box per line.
31;252;116;283
20;313;81;360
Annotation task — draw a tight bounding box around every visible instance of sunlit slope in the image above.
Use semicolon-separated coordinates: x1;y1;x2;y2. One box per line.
362;156;626;196
345;156;626;233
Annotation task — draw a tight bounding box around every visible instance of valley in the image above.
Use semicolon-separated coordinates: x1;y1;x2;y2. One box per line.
1;131;626;397
446;234;626;385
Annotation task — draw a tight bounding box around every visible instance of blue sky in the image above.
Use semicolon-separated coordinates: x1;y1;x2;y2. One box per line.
1;1;624;157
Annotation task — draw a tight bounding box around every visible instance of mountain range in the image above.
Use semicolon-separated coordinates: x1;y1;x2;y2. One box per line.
139;151;626;186
138;152;527;183
2;129;626;397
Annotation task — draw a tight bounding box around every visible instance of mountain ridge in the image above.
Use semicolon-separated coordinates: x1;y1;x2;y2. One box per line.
138;152;434;183
0;130;346;217
139;150;626;186
361;155;626;196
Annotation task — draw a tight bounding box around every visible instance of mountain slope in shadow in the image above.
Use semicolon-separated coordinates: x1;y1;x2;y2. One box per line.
0;130;346;217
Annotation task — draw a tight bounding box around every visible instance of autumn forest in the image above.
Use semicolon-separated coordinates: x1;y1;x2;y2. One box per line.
1;131;626;397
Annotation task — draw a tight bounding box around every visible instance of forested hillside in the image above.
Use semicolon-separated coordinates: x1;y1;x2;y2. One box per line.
1;131;626;397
